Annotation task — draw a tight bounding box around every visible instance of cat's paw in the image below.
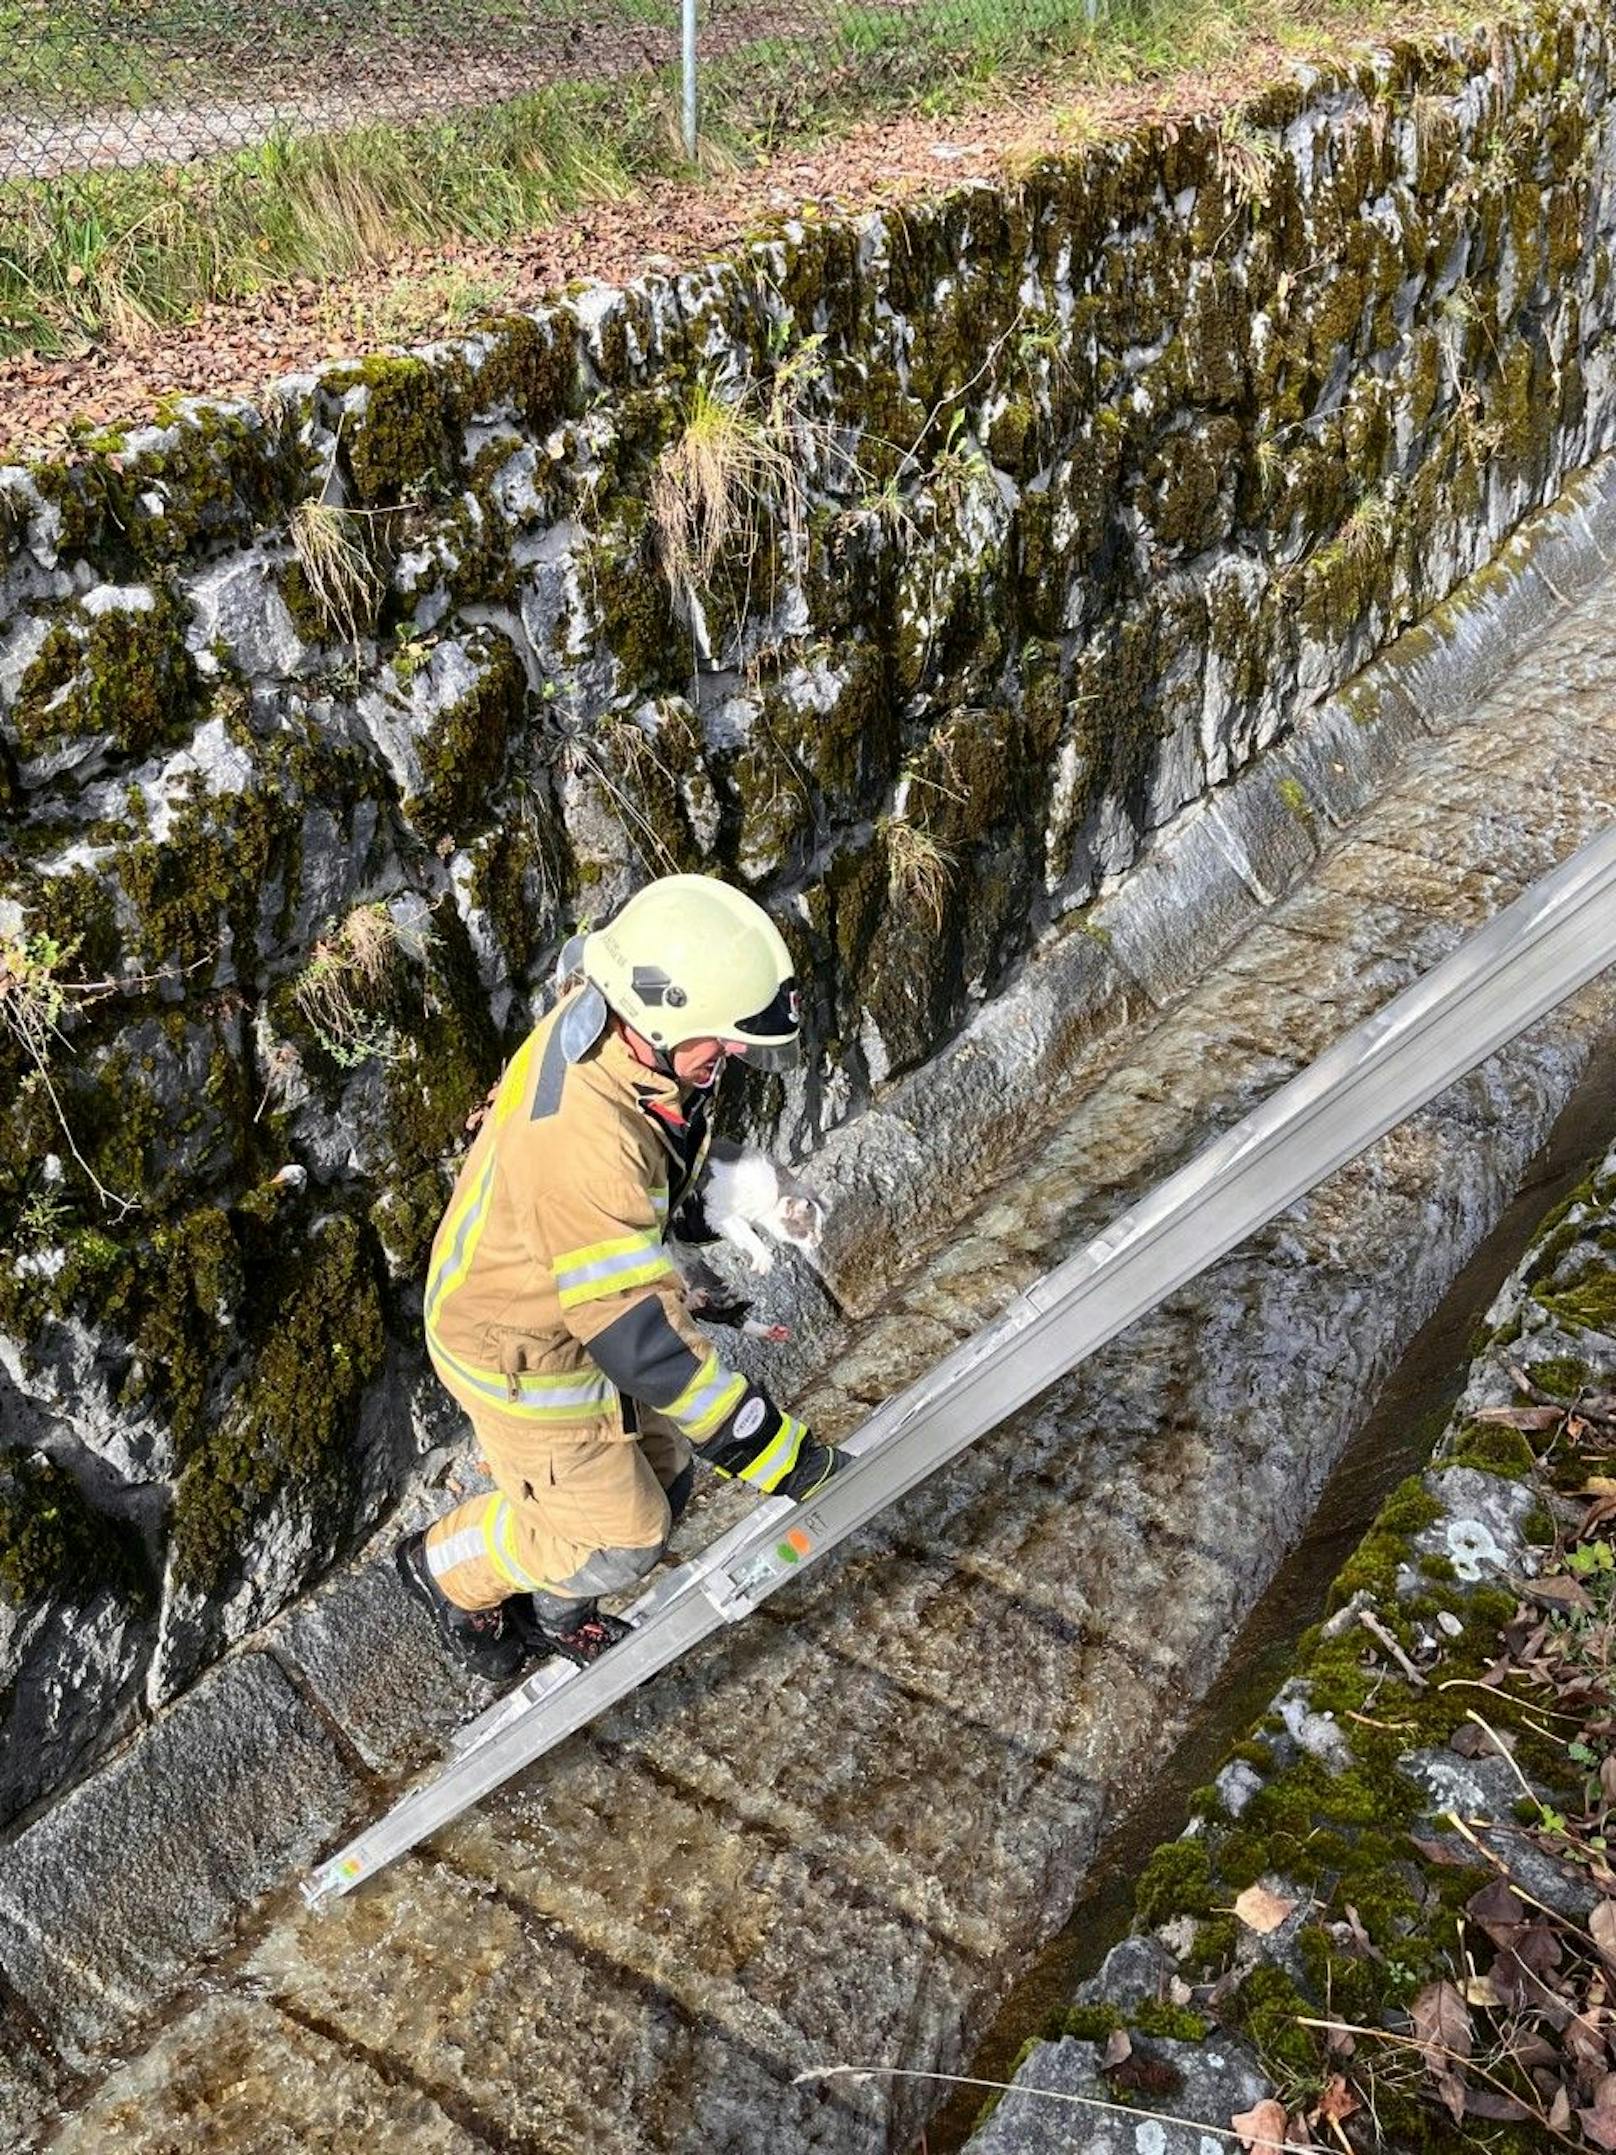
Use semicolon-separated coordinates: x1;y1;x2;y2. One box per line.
725;1217;776;1274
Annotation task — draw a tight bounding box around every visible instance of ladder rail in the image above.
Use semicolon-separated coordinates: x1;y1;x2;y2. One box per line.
304;823;1616;1905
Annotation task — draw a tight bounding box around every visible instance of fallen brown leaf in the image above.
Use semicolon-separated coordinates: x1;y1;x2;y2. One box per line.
1233;1883;1296;1935
1522;1572;1596;1614
1583;2071;1616;2151
1314;2074;1360;2124
1409;1830;1471;1867
1410;1978;1472;2074
1231;2096;1289;2152
1450;1721;1516;1759
1464;1876;1526;1938
1462;2085;1534;2122
1473;1404;1566;1430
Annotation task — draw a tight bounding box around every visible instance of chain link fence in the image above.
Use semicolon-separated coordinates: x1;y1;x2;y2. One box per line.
1;0;1097;182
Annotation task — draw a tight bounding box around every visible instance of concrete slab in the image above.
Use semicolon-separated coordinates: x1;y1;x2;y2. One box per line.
49;1995;491;2154
253;1850;891;2155
0;1654;365;2062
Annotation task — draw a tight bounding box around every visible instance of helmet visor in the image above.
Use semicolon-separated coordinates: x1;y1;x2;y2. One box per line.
730;978;801;1071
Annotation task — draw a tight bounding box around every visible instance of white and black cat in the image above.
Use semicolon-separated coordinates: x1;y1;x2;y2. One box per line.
673;1145;828;1341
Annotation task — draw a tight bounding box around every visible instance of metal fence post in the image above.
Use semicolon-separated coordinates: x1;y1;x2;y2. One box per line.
681;0;698;162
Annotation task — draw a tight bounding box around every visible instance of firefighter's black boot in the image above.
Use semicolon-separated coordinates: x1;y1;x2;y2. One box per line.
517;1596;634;1668
395;1531;525;1683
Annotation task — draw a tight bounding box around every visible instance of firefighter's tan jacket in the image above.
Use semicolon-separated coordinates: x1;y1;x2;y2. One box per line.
423;991;806;1493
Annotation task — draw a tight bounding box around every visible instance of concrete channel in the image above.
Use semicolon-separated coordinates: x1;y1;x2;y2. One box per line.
11;462;1616;2151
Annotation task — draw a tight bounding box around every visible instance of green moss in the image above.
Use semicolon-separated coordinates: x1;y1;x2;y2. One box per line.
13;586;201;759
1521;1502;1556;1546
1275;774;1313;822
1055;2004;1123;2042
1185;1913;1239;1976
407;630;525;842
118;1207;241;1451
1328;1474;1442;1606
1534;1353;1594;1405
464;816;553;981
1134;1835;1214;1925
330;354;456;506
17;867;121;980
0;1453;142;1609
1447;1419;1537;1478
445;487;515;608
118;783;294;971
376;905;502;1274
1232;1964;1320;2081
1129;2001;1209;2042
591;513;685;699
1535;1259;1616;1335
171;1212;386;1593
1138;417;1241;557
118;404;287;570
469;312;579;433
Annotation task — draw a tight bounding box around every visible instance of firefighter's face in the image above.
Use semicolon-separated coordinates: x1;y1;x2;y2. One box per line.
670;1036;744;1086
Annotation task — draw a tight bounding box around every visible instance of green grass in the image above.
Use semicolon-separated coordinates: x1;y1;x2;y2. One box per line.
0;0;1506;367
0;79;672;354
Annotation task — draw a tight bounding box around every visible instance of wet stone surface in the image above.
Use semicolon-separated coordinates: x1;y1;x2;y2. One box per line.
25;540;1616;2148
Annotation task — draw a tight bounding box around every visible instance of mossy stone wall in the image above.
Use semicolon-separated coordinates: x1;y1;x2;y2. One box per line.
989;1149;1616;2154
1;1;1614;1819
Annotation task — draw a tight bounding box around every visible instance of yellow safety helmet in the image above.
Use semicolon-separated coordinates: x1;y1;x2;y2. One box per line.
581;874;801;1070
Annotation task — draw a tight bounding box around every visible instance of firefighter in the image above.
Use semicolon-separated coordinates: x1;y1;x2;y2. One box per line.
396;873;843;1680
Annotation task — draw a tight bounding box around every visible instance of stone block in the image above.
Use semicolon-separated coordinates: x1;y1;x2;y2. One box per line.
1277;673;1427;830
1089;805;1264;1006
0;1653;365;2062
964;2032;1271;2154
271;1550;493;1778
48;1995;487;2154
1205;761;1322;905
252;1849;892;2155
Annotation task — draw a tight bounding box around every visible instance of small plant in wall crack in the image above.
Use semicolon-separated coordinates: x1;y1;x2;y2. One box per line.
1337;486;1396;572
288;497;387;654
292;902;426;1069
881;815;956;933
0;929;141;1217
1212;116;1277;211
649;339;852;661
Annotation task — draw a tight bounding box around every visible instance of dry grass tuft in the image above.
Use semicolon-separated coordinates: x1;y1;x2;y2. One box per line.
289;498;386;651
882;816;956;931
292;902;419;1066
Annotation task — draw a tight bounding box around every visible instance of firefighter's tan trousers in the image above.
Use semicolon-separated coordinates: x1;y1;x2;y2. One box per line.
423;1372;693;1613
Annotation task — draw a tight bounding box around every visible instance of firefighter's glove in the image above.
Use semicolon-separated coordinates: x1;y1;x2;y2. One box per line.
686;1287;754;1329
699;1390;845;1502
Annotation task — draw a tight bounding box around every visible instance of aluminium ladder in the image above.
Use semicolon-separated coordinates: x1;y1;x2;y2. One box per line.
305;821;1616;1905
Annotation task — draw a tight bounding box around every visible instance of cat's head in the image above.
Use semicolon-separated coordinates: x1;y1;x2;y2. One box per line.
775;1191;826;1251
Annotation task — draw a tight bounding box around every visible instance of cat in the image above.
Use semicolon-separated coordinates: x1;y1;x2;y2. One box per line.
670;1147;827;1342
700;1145;826;1275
